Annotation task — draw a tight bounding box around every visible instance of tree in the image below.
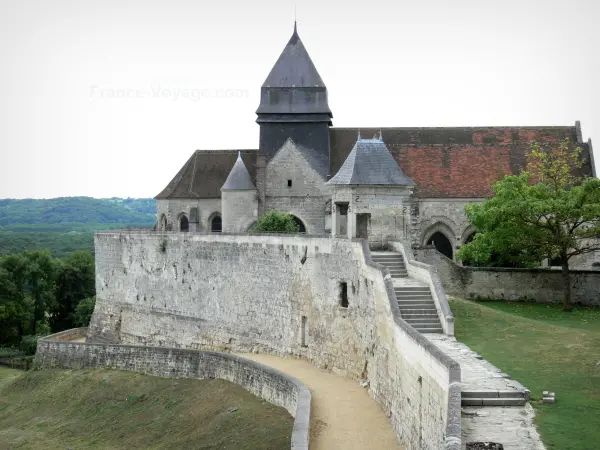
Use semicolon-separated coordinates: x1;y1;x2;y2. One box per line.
457;138;600;311
22;250;56;334
251;211;300;233
74;296;96;327
49;251;95;331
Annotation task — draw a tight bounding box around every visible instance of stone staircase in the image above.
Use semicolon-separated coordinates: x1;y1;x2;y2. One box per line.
371;252;443;334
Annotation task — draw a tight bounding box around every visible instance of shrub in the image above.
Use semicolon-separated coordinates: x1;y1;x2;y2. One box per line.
75;296;96;327
19;335;38;355
251;211;300;233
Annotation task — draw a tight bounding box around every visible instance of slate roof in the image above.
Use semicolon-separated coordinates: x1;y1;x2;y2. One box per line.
327;137;415;186
256;24;331;117
262;23;325;88
221;152;256;190
155;150;257;199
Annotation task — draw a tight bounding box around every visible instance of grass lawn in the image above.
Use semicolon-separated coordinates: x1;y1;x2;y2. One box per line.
0;368;292;449
450;298;600;450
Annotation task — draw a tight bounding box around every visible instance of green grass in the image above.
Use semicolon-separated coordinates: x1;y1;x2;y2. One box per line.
451;298;600;450
0;368;292;449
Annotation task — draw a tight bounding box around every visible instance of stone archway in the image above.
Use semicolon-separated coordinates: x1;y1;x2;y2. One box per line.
211;215;222;232
290;215;306;233
159;214;168;231
179;214;189;232
426;231;453;260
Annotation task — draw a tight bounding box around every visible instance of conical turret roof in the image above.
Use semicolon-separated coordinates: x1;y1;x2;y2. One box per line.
221;152;256;190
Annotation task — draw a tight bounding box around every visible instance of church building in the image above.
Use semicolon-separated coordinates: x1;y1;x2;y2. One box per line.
155;24;596;259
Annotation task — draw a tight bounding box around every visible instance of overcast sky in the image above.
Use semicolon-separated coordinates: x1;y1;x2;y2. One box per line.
0;0;598;199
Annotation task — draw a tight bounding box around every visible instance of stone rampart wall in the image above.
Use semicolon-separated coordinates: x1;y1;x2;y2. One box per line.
34;328;311;450
90;230;461;449
415;248;600;306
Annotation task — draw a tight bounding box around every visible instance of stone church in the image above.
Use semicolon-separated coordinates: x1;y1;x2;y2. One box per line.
155;24;596;259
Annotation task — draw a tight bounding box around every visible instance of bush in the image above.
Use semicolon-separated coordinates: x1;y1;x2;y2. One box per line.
75;296;96;327
251;211;300;233
19;335;38;355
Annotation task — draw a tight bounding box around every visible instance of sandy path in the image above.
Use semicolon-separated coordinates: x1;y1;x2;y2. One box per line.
239;353;401;450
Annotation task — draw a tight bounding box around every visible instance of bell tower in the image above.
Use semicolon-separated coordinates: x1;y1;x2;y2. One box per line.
256;23;333;164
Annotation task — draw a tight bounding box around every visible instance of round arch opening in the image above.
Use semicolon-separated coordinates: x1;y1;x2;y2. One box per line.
427;231;453;259
290;215;306;233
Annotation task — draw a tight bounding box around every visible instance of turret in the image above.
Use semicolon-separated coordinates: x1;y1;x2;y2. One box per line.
221;152;258;232
256;23;332;164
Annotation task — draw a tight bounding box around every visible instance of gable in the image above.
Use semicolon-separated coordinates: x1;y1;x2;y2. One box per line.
266;139;328;197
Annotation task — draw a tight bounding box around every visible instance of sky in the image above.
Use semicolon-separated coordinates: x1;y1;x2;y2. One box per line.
0;0;598;199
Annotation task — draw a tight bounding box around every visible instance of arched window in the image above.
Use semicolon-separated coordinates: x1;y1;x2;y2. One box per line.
290;215;306;233
159;214;168;231
211;215;222;232
180;215;189;232
427;231;453;260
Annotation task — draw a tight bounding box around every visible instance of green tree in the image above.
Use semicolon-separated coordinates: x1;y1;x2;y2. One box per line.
457;139;600;311
22;250;56;334
49;251;95;331
74;296;96;327
251;211;300;233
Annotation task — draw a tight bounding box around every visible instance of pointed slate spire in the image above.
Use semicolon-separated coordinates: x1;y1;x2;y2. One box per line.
256;23;331;117
261;23;325;88
221;152;256;191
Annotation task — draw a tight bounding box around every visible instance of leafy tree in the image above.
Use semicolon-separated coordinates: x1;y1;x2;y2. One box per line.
457;138;600;311
74;296;96;327
49;251;95;331
251;211;300;233
22;250;56;334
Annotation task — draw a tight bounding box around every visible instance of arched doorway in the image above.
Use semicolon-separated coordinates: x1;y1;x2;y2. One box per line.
179;215;189;232
464;232;477;244
159;214;168;231
427;232;453;259
290;215;306;233
211;215;222;232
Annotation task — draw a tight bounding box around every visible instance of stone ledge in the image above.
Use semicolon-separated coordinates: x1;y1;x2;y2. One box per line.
34;329;311;450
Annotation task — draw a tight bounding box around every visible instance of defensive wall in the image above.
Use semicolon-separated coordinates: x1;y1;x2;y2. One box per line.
34;328;311;450
416;247;600;306
87;230;461;450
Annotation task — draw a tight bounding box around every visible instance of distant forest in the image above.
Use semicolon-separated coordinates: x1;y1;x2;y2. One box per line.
0;197;155;257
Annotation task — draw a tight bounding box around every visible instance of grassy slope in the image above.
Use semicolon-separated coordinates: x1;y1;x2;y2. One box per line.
450;298;600;450
0;368;292;450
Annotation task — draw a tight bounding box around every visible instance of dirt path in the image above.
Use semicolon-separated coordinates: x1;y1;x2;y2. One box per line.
239;353;401;450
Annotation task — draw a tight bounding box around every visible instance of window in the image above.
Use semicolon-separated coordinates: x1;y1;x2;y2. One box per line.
287;179;292;187
339;281;348;308
301;316;308;347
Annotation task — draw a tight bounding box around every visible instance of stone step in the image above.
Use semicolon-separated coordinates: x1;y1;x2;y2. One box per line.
462;390;528;399
405;321;443;328
395;288;431;294
397;299;435;304
371;254;402;259
415;327;443;334
395;293;432;298
399;306;437;312
461;397;527;407
402;313;440;319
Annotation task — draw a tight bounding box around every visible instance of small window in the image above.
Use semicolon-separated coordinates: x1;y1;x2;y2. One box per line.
301;316;308;347
287;179;292;187
339;281;348;308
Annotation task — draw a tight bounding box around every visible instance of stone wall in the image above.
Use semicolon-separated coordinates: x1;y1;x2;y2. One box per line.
34;328;311;450
90;231;461;449
156;198;222;232
265;139;329;234
416;248;600;306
